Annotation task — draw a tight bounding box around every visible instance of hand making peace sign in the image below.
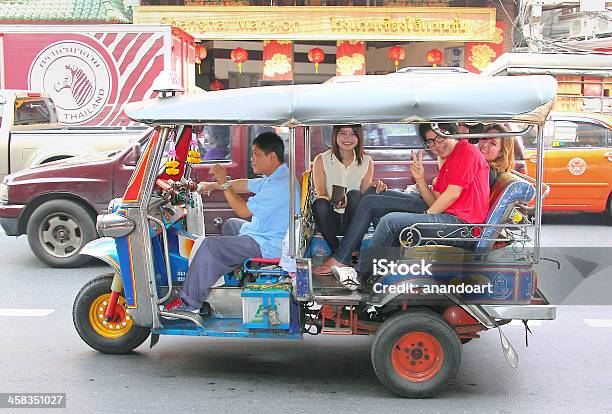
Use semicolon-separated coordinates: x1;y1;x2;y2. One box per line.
410;149;425;183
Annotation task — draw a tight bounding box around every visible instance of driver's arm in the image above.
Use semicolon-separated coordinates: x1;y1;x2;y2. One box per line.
200;179;250;193
226;179;250;193
221;186;252;219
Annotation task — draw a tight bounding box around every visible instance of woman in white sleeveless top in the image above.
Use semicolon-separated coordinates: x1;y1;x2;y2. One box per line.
311;125;386;255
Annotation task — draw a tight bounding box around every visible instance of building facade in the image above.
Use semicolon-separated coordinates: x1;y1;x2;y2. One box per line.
133;0;514;89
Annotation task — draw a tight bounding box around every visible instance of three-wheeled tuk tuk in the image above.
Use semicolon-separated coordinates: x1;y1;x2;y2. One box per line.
73;72;558;398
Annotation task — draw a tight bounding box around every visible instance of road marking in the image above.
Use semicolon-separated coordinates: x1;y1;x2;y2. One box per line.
584;319;612;328
0;308;54;317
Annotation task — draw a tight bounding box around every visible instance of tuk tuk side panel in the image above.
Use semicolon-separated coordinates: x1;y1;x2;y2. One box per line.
372;265;535;305
114;128;167;328
166;227;192;284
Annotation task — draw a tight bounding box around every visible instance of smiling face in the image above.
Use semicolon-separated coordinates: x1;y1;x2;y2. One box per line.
478;136;503;163
335;127;359;152
424;129;456;159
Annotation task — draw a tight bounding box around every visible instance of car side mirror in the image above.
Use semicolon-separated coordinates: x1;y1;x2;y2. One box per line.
125;142;141;166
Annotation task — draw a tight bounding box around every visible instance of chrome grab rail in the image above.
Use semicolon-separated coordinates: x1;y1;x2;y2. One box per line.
431;124;534;139
398;222;534;262
399;222;532;247
148;215;173;304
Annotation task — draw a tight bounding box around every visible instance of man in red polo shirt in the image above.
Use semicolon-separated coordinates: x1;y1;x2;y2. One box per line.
332;123;490;290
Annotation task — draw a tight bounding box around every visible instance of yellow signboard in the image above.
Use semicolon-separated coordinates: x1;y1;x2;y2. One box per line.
133;6;496;42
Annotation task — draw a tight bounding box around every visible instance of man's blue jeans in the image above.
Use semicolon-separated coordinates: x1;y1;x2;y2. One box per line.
332;190;427;265
356;211;468;283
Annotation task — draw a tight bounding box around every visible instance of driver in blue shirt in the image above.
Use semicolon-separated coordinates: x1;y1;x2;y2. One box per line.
164;132;299;314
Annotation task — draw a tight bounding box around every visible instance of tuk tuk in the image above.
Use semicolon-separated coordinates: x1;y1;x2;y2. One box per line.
72;72;558;398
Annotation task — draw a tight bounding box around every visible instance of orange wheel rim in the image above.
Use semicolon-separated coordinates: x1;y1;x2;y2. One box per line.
88;293;133;339
391;332;444;382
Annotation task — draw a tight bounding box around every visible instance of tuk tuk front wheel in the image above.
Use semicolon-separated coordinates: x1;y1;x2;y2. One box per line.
73;273;150;354
371;309;461;398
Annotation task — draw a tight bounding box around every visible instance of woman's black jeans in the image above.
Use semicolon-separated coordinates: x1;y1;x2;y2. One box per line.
312;189;362;254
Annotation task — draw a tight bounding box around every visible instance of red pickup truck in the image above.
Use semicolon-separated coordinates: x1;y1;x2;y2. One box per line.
0;124;526;268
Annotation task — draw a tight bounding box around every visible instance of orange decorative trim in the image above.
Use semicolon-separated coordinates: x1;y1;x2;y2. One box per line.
124;129;160;203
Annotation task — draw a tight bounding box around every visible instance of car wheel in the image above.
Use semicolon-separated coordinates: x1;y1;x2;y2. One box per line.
371;309;462;398
73;273;150;354
26;199;96;268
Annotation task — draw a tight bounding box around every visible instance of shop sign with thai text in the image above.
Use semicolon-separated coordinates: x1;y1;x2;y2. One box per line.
133;6;496;42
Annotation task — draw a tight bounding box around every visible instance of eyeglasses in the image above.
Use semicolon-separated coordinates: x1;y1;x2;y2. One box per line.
424;135;447;149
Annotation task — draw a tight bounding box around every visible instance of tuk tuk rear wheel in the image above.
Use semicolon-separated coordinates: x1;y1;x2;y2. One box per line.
371;309;461;398
73;273;150;354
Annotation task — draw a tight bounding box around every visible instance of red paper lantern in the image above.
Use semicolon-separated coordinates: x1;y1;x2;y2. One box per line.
195;44;207;75
388;45;406;71
426;49;443;67
307;47;325;74
230;47;248;73
209;79;224;91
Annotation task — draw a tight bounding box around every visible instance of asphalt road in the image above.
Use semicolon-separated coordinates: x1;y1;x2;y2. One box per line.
0;213;611;414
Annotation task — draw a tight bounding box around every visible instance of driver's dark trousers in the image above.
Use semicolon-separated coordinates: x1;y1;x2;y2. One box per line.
180;218;262;310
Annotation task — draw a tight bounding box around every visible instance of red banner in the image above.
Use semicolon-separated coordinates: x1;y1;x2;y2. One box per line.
336;41;365;76
465;21;504;74
262;40;293;81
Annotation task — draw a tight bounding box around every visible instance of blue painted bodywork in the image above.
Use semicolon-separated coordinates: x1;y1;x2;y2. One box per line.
87;213;301;338
153;318;302;338
79;237;121;273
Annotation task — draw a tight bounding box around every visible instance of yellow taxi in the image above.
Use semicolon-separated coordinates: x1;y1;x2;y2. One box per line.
523;112;612;215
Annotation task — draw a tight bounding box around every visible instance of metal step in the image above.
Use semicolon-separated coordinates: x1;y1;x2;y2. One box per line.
312;289;362;304
159;310;204;327
321;326;353;335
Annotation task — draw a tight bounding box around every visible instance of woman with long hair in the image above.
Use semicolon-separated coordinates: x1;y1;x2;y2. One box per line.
478;124;515;187
314;123;460;275
311;125;385;255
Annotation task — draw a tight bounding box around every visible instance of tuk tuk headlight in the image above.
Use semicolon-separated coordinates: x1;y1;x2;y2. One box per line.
0;184;8;204
96;213;135;238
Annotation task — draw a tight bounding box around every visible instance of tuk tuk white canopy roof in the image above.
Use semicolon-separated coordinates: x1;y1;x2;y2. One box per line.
125;74;557;126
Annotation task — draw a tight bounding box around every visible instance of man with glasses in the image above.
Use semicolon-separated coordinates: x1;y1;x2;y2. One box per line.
328;123;490;290
317;123;471;275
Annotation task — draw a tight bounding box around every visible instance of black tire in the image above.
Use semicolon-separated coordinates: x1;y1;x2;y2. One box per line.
26;199;96;268
371;309;461;398
73;273;150;354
